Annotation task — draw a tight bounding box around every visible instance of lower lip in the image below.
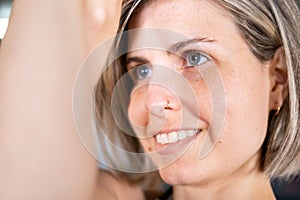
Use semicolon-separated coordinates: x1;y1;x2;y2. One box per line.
155;130;202;155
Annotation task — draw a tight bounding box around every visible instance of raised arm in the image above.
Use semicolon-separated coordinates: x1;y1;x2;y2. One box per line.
0;0;121;199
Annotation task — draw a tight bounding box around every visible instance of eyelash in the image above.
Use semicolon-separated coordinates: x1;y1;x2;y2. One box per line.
127;50;211;81
181;50;210;68
126;64;152;81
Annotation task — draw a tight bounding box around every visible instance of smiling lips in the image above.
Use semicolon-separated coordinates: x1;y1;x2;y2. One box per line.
156;129;202;144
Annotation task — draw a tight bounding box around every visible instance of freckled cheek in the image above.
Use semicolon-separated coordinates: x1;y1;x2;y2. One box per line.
190;80;213;122
128;94;154;152
128;91;148;128
221;79;269;145
227;78;269;118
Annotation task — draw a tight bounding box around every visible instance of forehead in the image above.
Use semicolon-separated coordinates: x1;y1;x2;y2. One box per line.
126;0;245;54
128;0;238;39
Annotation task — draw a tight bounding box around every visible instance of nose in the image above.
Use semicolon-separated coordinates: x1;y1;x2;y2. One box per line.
144;83;181;114
128;51;186;133
128;82;181;137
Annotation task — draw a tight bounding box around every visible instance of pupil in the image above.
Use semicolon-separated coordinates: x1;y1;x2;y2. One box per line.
137;65;149;78
190;53;200;65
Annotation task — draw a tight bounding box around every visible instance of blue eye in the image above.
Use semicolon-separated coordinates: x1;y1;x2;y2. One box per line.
186;51;209;66
135;64;152;79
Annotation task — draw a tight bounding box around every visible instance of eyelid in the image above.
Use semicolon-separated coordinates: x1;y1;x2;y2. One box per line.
127;63;141;71
175;40;212;56
181;49;210;59
180;49;211;67
126;56;150;71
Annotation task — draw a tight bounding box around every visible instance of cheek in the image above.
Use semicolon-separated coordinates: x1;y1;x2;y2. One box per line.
128;94;154;152
128;90;148;128
189;77;214;126
192;81;212;115
221;69;270;159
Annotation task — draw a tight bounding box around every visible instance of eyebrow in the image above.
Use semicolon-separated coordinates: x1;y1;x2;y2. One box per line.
126;36;217;66
168;37;216;52
126;56;149;66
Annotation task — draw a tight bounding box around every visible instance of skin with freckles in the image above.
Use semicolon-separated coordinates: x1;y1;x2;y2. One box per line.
125;0;283;199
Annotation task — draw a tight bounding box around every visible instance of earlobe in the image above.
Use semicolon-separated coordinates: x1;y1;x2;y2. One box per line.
269;47;288;111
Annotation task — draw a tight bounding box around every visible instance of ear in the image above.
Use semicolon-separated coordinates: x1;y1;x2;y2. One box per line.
269;47;288;111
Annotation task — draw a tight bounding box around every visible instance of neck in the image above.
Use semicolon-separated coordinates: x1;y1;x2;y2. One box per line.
173;168;276;200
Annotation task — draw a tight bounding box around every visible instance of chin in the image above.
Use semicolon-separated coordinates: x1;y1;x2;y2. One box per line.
157;160;207;186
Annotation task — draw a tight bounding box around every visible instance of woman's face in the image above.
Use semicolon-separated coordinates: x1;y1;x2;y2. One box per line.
126;0;272;185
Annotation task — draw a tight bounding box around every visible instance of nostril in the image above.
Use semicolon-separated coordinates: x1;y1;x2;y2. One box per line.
145;97;180;113
164;99;173;110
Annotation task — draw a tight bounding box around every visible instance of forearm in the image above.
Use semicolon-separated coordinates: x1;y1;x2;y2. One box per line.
0;0;98;199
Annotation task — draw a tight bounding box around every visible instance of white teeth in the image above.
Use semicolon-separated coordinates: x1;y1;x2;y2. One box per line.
156;134;161;144
178;130;187;140
160;134;168;144
168;131;178;143
187;130;197;137
156;129;200;145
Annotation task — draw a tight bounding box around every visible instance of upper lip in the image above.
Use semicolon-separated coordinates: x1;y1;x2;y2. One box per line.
144;117;208;137
156;128;202;135
156;118;208;135
150;124;207;137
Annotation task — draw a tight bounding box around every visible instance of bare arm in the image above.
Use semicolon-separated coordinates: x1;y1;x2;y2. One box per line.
0;0;121;199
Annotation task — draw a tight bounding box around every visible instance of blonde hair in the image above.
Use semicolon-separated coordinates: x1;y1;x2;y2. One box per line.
95;0;300;181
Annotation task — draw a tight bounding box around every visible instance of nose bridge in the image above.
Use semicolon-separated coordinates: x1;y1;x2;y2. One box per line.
145;83;167;108
142;49;181;112
148;48;176;68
